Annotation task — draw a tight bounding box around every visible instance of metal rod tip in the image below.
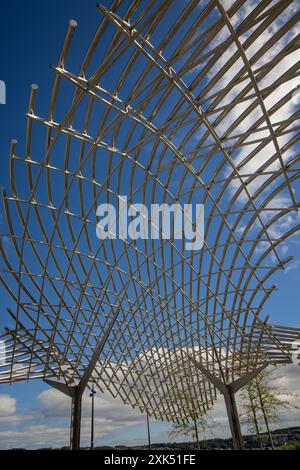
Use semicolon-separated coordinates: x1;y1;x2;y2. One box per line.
69;19;78;28
11;139;17;144
31;83;39;90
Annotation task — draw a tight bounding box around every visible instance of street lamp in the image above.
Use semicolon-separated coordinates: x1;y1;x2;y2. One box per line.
146;412;151;450
89;388;96;450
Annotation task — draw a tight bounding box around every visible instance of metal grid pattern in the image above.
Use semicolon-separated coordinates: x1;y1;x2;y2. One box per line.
0;0;299;423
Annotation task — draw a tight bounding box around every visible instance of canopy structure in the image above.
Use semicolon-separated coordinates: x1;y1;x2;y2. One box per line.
0;0;299;449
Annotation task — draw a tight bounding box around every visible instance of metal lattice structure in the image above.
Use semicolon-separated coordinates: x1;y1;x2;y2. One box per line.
1;0;300;438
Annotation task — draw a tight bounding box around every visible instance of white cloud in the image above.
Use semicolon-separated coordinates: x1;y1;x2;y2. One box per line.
38;387;144;424
0;394;16;417
0;387;146;449
0;424;69;449
38;388;70;418
284;258;300;274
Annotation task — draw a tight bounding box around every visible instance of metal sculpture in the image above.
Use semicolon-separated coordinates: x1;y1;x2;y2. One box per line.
0;0;299;449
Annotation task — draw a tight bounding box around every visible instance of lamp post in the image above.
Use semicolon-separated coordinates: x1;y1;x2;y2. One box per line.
89;388;96;450
146;412;151;450
193;416;200;450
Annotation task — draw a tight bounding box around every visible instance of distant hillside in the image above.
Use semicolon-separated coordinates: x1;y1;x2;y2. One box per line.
94;426;300;450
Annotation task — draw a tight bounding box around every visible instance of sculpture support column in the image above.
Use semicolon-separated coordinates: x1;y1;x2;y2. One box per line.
70;386;82;450
188;357;268;450
223;384;244;450
44;379;81;450
44;309;120;449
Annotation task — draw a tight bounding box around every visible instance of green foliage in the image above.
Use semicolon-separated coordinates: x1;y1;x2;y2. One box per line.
277;442;300;450
240;366;296;449
169;393;208;445
170;416;207;440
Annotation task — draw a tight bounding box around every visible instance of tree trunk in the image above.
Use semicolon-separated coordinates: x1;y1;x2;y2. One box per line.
249;388;263;450
256;381;275;450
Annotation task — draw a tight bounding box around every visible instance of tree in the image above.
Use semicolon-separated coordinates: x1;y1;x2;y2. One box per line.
169;394;208;449
240;378;264;449
240;366;294;449
170;414;207;449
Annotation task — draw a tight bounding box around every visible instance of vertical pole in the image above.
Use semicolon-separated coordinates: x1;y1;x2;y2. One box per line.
70;387;82;450
90;389;96;450
223;385;244;450
193;417;200;450
146;412;151;450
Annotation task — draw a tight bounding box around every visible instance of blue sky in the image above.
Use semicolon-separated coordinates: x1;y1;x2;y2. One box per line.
0;0;194;449
0;0;300;449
